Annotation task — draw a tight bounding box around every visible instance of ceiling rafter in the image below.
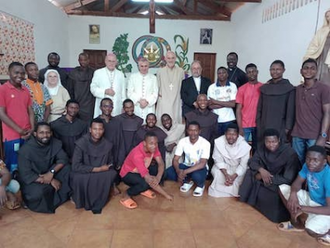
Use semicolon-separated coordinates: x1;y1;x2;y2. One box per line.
173;0;195;15
198;0;231;17
64;0;97;12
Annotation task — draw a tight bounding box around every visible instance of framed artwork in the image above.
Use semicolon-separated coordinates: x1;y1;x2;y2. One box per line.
200;28;212;45
89;24;100;44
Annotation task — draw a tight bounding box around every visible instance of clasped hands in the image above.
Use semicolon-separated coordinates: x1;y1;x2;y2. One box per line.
36;172;61;191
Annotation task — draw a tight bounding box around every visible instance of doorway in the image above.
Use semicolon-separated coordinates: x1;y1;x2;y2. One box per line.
83;49;107;69
194;53;216;82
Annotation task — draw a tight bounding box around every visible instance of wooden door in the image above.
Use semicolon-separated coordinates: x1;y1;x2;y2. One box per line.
194;53;216;82
83;49;107;69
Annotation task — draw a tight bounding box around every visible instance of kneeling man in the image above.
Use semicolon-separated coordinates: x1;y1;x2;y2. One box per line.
208;123;251;197
71;118;117;214
18;122;71;213
278;145;330;246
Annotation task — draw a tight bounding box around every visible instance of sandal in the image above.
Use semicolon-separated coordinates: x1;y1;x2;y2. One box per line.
193;186;205;197
180;181;194;193
5;200;21;210
140;189;156;199
277;221;304;232
120;198;137;209
318;234;330;246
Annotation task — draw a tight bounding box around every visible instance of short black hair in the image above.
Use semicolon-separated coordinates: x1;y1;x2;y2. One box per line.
225;123;239;133
146;113;156;120
271;60;285;69
227;52;238;59
24;62;37;70
161;113;171;120
122;98;133;107
100;97;113;107
48;52;60;60
187;121;200;129
79;52;89;58
302;58;318;68
66;99;79;107
217;66;228;73
263;128;280;139
307;145;327;158
144;131;157;140
245;63;257;71
35;122;51;132
8;62;23;71
90;117;104;128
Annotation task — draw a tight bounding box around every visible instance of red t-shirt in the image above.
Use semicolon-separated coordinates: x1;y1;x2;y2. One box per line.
0;82;32;141
120;142;161;178
236;82;262;128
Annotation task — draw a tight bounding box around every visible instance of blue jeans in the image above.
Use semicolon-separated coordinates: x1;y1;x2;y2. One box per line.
0;179;20;194
218;121;234;137
166;163;207;187
4;138;25;173
243;127;257;152
292;137;316;165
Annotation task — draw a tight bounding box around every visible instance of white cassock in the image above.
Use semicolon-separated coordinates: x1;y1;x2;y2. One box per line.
127;72;158;122
90;67;126;117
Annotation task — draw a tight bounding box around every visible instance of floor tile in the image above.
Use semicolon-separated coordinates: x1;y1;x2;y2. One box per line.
114;209;154;229
153;211;191;230
67;229;113;248
193;228;237;248
154;230;197;248
111;230;153;248
187;209;226;229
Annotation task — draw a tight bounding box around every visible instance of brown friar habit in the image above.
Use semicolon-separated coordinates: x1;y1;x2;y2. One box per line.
239;143;300;223
100;116;126;169
67;66;95;121
134;125;167;161
18;136;71;213
185;109;218;142
256;79;295;145
116;113;143;156
51;116;88;161
71;134;117;212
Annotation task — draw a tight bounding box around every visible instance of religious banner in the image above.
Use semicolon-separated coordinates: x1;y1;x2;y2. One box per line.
0;11;35;76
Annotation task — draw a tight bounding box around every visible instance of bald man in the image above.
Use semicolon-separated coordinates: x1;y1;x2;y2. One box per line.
90;53;126;117
156;51;185;124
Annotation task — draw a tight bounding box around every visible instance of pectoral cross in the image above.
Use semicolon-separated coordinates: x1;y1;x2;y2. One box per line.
169;83;174;91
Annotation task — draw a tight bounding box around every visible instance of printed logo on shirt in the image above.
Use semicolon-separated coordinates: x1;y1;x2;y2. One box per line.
307;173;320;190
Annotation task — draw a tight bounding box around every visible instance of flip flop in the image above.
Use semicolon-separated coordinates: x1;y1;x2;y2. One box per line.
193;186;205;197
140;189;156;199
120;198;137;209
277;221;304;232
180;181;194;193
317;234;330;246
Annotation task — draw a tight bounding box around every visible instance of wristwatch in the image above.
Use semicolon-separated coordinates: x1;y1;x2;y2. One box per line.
321;132;328;138
50;169;55;174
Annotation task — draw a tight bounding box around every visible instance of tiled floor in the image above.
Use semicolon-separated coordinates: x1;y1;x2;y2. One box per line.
0;181;325;248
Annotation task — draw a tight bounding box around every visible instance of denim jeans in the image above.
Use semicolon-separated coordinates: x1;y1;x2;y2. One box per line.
166;163;207;187
0;179;20;194
292;137;316;165
243;127;257;152
4;138;25;173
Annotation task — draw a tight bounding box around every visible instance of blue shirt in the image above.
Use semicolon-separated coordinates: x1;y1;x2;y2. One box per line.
299;164;330;206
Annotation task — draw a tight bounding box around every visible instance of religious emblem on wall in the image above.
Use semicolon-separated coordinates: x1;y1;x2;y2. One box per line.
132;35;171;68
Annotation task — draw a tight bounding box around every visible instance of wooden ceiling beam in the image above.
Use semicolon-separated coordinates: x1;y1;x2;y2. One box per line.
198;0;231;17
67;10;230;20
64;0;97;12
104;0;110;11
158;5;171;15
110;0;128;13
173;0;195;15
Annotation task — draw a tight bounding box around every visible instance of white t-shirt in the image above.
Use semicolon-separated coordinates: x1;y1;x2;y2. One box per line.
207;81;237;123
175;136;210;168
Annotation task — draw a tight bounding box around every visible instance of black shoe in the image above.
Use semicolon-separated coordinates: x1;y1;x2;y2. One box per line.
92;209;102;214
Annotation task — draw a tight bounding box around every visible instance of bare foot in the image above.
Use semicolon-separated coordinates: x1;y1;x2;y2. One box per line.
6;192;20;210
166;194;174;201
113;186;121;196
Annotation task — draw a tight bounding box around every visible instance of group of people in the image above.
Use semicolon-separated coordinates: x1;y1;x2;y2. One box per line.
0;44;329;245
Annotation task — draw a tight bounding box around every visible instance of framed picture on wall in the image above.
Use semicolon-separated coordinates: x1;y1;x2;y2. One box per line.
200;28;212;45
89;24;100;44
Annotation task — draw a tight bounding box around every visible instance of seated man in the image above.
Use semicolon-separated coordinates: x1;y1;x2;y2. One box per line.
239;128;300;223
71;118;117;214
120;132;173;209
277;145;330;246
51;99;88;161
116;99;143;156
18;122;71;213
167;121;210;197
160;114;185;170
208;123;251;198
0;159;20;212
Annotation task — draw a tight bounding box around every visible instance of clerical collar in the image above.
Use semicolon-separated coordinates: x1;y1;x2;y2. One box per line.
216;80;230;87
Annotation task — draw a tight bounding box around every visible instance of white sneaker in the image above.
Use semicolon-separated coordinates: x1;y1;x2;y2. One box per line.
180;181;194;192
193;186;205;197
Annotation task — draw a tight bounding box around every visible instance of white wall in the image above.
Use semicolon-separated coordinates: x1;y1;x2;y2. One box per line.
231;0;330;85
0;0;69;68
67;16;233;78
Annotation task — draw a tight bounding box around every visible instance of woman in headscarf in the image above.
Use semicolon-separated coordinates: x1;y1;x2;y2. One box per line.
239;128;300;223
44;69;70;122
304;9;330;83
208;123;251;198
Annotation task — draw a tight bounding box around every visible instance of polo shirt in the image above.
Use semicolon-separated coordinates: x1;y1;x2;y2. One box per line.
236;82;263;128
291;81;330;139
0;82;32;141
175;136;210;168
207;81;237;123
120;142;161;178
